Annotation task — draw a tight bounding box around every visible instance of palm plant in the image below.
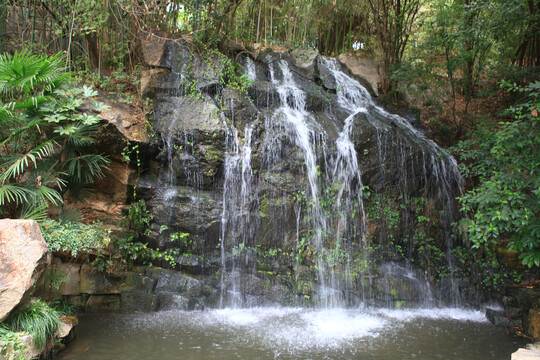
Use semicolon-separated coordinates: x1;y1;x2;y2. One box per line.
0;50;110;219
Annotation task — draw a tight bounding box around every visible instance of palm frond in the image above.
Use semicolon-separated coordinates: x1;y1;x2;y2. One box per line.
64;123;100;148
0;50;68;102
35;185;63;206
58;206;84;224
19;201;49;222
62;154;110;183
0;184;32;206
0;141;55;184
0;116;46;147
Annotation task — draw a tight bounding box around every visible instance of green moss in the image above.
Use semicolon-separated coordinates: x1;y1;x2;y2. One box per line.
203;146;223;167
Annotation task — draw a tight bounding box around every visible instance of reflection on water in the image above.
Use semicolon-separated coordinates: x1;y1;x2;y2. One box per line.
58;308;523;360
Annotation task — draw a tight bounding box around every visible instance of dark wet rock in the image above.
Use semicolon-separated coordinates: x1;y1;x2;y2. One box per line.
317;57;338;90
220;88;260;126
153;268;203;296
486;308;513;327
156;292;191;311
121;291;157;312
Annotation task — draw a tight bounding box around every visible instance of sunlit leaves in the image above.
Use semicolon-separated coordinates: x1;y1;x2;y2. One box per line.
92;100;110;112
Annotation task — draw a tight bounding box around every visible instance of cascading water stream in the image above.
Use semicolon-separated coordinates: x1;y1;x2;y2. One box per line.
219;101;256;307
63;44;525;360
320;57;462;304
267;60;342;306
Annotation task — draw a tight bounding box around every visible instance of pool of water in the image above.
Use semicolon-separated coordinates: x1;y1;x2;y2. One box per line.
58;308;524;360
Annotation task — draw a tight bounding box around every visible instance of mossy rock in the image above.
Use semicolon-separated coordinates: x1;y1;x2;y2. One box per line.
85;295;121;311
80;266;156;294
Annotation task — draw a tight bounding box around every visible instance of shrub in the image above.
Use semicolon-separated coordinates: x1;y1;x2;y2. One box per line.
40;220;110;257
454;81;540;267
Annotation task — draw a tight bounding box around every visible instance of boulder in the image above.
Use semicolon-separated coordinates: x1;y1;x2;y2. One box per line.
97;102;149;143
0;220;51;322
154;95;224;134
139;33;173;69
85;295;121;311
156;293;191;311
338;52;381;96
486;308;513;327
291;48;319;79
121;291;157;312
153;268;203;296
140;68;170;99
0;333;39;360
40;260;81;297
512;343;540;360
67;159;135;226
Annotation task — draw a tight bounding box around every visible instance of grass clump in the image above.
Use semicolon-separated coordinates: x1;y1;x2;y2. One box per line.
4;300;63;348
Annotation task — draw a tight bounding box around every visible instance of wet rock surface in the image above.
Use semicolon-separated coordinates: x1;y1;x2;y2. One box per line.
127;39;466;310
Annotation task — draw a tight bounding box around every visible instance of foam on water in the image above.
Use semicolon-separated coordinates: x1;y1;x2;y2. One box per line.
211;307;302;326
143;307;489;351
376;307;489;323
301;309;385;340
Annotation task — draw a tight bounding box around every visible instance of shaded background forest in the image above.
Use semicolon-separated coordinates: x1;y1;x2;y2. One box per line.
0;0;538;135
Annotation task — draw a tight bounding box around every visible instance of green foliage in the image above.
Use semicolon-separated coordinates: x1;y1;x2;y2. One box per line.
0;325;27;360
0;50;110;219
89;199;184;272
126;199;153;235
454;81;540;267
40;220;110;257
219;55;254;95
4;300;62;349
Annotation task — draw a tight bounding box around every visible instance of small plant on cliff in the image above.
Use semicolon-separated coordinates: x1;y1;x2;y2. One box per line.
4;300;63;349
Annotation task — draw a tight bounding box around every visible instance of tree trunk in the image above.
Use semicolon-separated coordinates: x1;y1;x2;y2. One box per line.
85;33;100;70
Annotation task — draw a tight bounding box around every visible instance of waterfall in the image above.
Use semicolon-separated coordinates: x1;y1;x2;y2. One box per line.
149;45;464;310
